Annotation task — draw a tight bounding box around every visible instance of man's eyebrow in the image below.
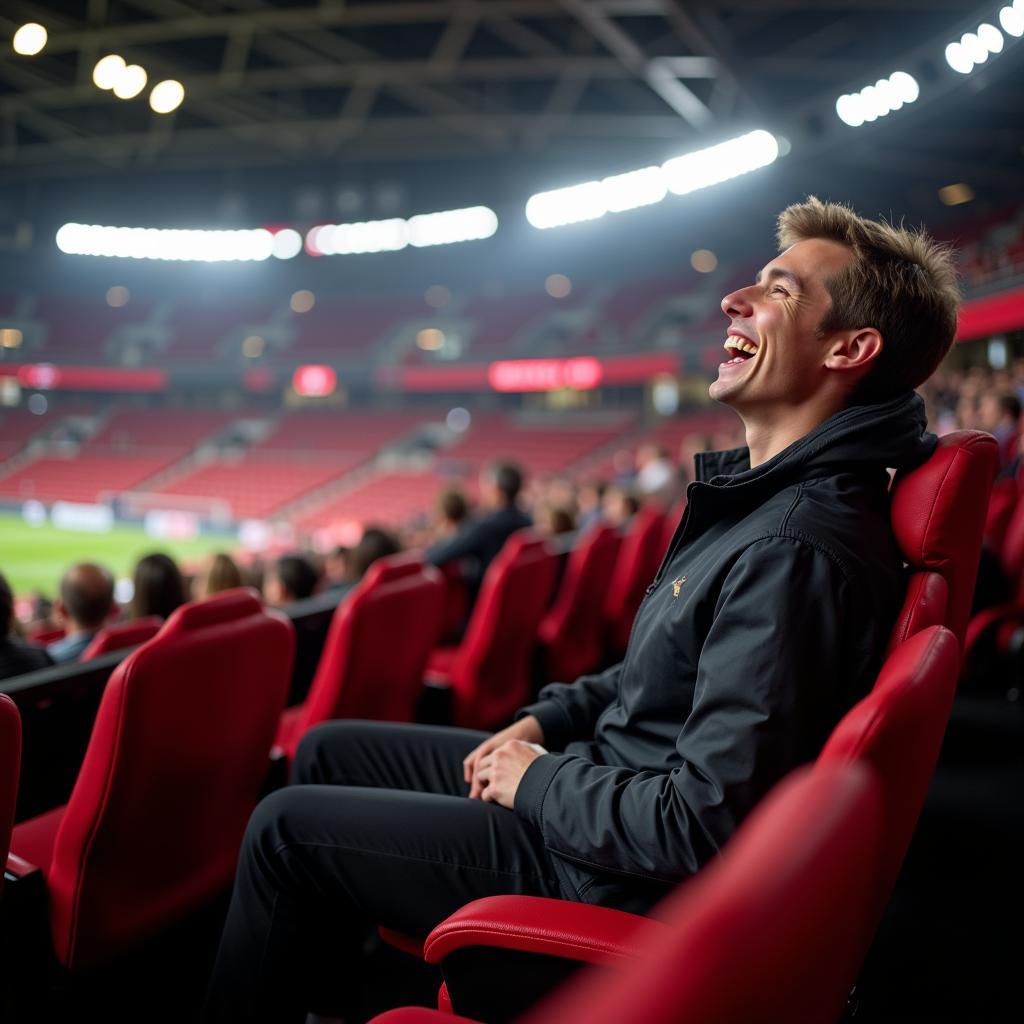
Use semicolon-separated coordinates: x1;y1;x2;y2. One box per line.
754;267;804;290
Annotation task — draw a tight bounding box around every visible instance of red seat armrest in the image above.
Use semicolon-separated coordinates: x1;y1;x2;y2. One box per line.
422;895;662;967
5;852;42;880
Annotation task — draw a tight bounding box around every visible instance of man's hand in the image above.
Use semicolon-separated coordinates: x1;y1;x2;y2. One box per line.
475;740;546;810
464;716;544;800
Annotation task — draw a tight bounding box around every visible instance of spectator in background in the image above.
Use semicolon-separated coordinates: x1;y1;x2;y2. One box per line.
434;488;470;542
537;504;576;537
978;392;1022;467
47;563;116;664
1;571;53;680
325;527;404;602
323;546;351;590
264;553;321;607
195;552;244;600
576;479;607;534
602;485;639;529
131;552;188;621
426;460;532;601
635;443;674;495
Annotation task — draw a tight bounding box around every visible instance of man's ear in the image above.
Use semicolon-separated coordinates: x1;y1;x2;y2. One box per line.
53;598;67;624
824;328;883;374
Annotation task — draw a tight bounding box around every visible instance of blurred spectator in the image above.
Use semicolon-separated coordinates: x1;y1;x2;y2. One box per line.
435;488;470;541
48;563;117;664
131;552;188;621
265;553;321;606
349;527;402;580
195;552;244;600
1;571;53;680
978;392;1021;466
603;486;640;529
537;504;577;537
577;479;607;533
323;546;351;589
635;444;674;495
426;460;532;601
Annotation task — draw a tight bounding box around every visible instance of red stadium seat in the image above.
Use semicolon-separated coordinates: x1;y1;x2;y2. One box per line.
7;589;294;970
817;625;959;927
406;625;958;1019
888;430;998;651
602;506;666;659
80;616;163;660
0;694;21;902
371;762;883;1024
425;530;558;730
273;556;445;760
538;524;621;683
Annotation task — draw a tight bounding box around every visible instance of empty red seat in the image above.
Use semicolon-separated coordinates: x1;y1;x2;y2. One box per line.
274;556;445;760
7;589;294;969
426;531;558;730
602;506;666;659
0;694;21;902
538;525;621;683
80;616;163;660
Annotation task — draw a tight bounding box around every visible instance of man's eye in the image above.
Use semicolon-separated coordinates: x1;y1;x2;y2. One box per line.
770;286;789;296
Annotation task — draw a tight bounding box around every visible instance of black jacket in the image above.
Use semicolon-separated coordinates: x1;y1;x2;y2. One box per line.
426;505;533;593
514;392;935;914
0;637;53;681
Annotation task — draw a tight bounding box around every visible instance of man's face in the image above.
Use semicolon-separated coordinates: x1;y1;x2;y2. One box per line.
709;238;854;412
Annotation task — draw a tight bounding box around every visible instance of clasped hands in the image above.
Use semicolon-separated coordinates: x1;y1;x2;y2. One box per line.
462;715;546;809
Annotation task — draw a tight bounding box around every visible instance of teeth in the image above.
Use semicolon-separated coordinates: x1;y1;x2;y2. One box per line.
724;337;758;355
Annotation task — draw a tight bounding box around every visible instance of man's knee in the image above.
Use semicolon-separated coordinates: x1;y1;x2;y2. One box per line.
293;720;368;785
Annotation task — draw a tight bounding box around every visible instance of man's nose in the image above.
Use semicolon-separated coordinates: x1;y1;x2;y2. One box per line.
721;287;753;319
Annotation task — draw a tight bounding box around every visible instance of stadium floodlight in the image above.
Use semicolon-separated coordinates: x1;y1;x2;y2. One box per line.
328;219;408;255
835;71;919;127
1000;2;1024;38
149;80;185;114
13;23;47;56
407;206;498;247
946;15;1012;74
55;223;275;262
113;64;148;100
525;130;778;230
93;55;126;90
271;228;302;260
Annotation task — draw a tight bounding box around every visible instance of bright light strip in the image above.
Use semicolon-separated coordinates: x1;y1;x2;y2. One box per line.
305;205;498;256
835;70;919;127
525;130;778;230
55;224;274;262
271;228;302;260
13;23;48;56
946;10;1016;74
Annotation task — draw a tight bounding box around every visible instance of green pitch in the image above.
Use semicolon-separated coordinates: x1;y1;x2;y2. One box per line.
0;514;234;597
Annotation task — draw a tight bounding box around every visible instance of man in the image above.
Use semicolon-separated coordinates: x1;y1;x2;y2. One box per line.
263;553;321;607
204;198;958;1022
425;460;532;601
0;572;53;680
47;563;116;664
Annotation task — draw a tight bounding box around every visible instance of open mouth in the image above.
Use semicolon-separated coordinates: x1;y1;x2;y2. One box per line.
722;335;759;365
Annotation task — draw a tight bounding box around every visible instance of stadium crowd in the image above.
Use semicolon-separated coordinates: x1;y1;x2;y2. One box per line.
2;355;1021;684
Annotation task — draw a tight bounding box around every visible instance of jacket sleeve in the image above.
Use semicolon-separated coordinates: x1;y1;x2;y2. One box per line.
514;536;861;881
516;664;622;750
425;520;486;567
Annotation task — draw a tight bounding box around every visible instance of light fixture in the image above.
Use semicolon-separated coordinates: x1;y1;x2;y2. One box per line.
271;228;302;260
149;79;184;114
945;13;1012;74
938;183;975;206
690;249;718;273
113;64;148;100
56;223;275;262
525;130;779;230
545;274;572;298
999;2;1024;38
416;328;445;351
105;285;130;307
93;55;126;90
835;71;919;127
0;328;23;349
13;23;47;56
290;290;315;314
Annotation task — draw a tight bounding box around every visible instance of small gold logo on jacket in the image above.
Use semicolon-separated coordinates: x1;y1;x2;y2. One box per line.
672;576;686;597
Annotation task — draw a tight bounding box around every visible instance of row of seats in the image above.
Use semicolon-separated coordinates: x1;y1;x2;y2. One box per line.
0;430;998;1015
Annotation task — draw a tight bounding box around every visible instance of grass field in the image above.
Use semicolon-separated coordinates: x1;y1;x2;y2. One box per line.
0;514;234;597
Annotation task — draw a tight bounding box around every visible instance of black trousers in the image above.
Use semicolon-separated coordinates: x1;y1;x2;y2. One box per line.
203;721;565;1023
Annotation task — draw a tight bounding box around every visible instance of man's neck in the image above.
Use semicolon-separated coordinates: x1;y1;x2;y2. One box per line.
741;398;846;469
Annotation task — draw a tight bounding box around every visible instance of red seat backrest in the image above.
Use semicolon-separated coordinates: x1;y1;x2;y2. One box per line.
602;507;667;658
80;617;163;660
889;430;998;650
450;530;559;731
539;525;622;683
0;694;21;902
817;625;959;930
294;557;445;739
526;764;883;1024
44;588;294;970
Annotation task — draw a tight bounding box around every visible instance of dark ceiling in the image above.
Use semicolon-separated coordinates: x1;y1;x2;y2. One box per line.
0;0;1019;292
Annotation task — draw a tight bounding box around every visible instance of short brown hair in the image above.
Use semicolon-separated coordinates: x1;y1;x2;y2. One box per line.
777;196;960;403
